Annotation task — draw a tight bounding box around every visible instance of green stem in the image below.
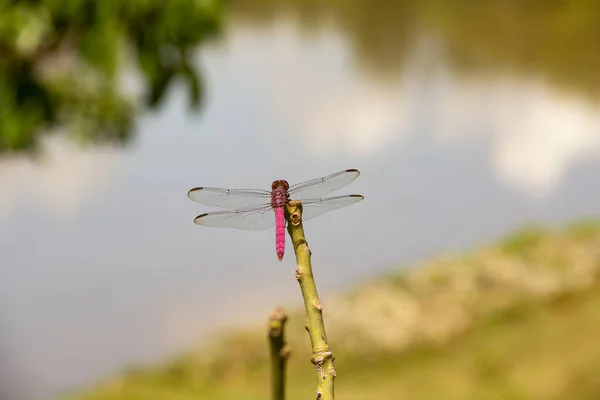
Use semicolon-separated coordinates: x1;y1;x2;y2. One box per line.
268;306;291;400
285;201;336;400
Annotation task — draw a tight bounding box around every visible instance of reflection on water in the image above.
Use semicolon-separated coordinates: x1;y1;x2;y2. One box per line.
232;0;600;102
2;6;600;400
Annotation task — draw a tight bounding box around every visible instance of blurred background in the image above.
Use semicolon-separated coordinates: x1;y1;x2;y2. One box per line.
1;0;600;399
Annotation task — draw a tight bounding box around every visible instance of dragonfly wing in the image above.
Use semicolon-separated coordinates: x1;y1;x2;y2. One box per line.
299;194;364;222
187;187;271;209
288;169;360;200
194;205;276;230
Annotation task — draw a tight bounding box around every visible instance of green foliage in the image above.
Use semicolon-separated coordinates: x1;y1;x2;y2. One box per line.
500;226;546;255
0;0;222;154
64;220;600;400
566;219;600;240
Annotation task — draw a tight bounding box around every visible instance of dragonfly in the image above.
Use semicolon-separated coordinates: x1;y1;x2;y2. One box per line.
187;169;364;261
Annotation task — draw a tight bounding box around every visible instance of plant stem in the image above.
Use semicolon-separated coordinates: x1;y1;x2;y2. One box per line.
268;306;291;400
285;200;336;400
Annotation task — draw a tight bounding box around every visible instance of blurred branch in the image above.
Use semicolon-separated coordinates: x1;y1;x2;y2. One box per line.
268;306;291;400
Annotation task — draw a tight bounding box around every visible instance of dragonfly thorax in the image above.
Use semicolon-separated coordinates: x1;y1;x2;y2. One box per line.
271;186;289;208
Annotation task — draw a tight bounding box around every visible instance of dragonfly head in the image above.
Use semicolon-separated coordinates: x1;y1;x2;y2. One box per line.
271;180;289;191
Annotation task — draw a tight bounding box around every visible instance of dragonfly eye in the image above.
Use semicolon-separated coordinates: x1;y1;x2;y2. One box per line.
271;180;289;190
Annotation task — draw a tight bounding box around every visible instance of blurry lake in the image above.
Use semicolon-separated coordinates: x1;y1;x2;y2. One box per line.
2;3;600;399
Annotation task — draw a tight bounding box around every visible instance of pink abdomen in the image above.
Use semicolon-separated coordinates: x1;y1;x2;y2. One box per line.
275;207;285;261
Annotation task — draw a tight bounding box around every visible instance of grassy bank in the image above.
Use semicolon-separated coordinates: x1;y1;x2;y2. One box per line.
66;220;600;400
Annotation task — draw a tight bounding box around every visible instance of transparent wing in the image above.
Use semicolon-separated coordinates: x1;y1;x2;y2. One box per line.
187;187;271;209
288;169;360;201
299;194;364;222
193;204;276;230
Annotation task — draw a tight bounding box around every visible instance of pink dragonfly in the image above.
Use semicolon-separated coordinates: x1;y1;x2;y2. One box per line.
187;169;364;261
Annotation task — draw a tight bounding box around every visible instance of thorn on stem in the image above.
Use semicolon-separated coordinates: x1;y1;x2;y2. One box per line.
313;300;322;311
280;345;292;360
316;391;322;399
